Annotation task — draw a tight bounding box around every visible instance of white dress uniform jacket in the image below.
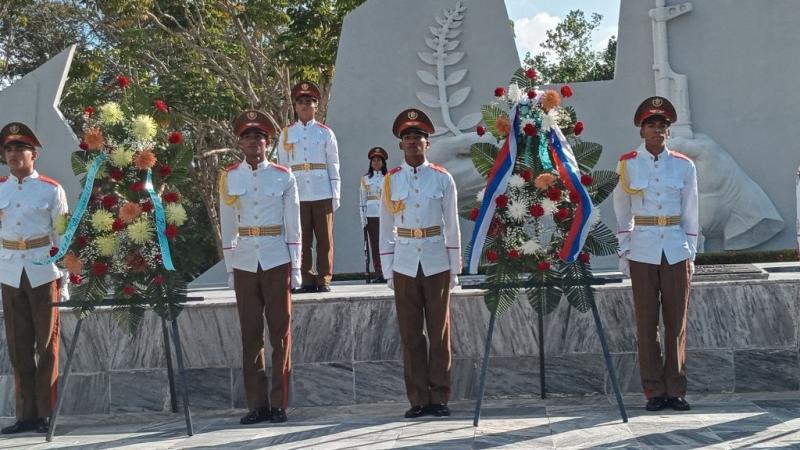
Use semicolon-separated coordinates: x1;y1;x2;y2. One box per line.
0;171;68;288
379;160;461;279
276;120;340;204
359;172;384;226
613;145;699;265
219;161;301;273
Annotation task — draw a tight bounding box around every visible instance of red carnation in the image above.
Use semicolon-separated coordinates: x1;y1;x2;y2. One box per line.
117;75;130;89
527;90;537;100
110;168;125;182
84;105;95;117
163;191;180;203
168;131;183;145
101;195;118;209
537;261;551;271
574;121;584;136
547;188;562;201
79;141;89;151
495;194;508;208
580;174;593;186
508;249;521;259
141;200;153;212
111;218;125;232
69;273;82;285
165;224;179;239
488;217;504;237
486;250;498;263
152;275;166;286
494;87;506;97
530;204;545;218
476;125;486;136
158;164;172;178
154;99;169;112
569;191;581;203
525;68;537;79
556;207;570;221
560;85;573;98
469;208;480;221
578;252;591;264
49;246;59;257
131;181;145;192
521;169;533;182
122;285;136;296
77;235;88;248
523;123;537;137
90;262;108;277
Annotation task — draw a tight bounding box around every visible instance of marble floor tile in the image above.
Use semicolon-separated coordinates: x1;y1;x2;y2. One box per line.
353;361;406;404
483;356;540;398
180;368;232;410
110;369;169;413
352;300;401;361
734;349;800;392
544;353;606;395
715;428;800;448
687;349;735;393
730;283;798;349
292;302;354;364
292;363;354;406
108;311;168;370
629;424;723;447
58;311;113;373
172;306;242;369
451;358;479;401
60;372;110;415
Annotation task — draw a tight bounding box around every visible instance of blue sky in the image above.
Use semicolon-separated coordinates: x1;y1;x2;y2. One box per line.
504;0;620;62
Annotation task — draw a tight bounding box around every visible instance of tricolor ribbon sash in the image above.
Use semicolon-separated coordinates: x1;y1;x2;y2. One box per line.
145;169;176;271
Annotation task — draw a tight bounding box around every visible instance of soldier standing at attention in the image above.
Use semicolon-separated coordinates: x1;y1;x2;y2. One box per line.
380;109;461;418
219;110;301;424
277;81;340;293
613;96;699;412
0;122;69;434
359;146;388;283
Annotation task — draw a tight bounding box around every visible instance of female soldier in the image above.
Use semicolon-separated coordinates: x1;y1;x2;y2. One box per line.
359;147;388;282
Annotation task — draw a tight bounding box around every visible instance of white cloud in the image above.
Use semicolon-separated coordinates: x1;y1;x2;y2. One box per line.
514;12;561;61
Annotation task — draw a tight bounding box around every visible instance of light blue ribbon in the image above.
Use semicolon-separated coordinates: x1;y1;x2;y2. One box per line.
145;168;176;271
35;153;108;265
536;113;553;171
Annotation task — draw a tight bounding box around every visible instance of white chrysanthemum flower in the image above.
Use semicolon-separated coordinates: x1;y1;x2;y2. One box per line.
589;207;601;226
98;102;124;125
131;115;158;141
165;203;187;226
521;238;542;255
541;199;558;215
507;201;527;221
508;174;525;189
541;110;558;132
476;188;485;203
109;148;135;168
507;83;524;103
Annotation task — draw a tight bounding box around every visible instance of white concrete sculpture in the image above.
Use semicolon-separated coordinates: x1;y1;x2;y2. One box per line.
0;46;81;204
649;0;783;250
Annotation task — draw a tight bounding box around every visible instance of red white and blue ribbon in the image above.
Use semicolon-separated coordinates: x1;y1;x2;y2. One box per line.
467;105;521;274
548;127;595;262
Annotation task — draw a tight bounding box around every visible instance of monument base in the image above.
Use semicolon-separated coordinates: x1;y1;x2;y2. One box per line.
1;263;798;416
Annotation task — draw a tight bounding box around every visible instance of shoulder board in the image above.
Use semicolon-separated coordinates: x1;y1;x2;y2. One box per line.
430;163;448;174
37;175;60;187
0;175;7;183
671;151;692;161
271;163;290;173
316;122;330;130
389;166;402;175
619;151;637;161
224;162;241;172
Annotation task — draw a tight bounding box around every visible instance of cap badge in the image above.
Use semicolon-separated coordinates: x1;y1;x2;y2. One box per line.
408;110;418;120
8;124;19;134
652;98;663;107
301;83;309;90
246;111;257;120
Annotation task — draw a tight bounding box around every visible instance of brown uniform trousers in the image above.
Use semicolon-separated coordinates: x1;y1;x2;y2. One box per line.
630;255;691;398
1;271;59;420
300;199;334;287
233;263;292;409
365;217;382;275
393;267;452;407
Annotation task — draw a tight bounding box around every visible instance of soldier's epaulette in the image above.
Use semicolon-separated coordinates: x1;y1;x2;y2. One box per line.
224;162;241;172
0;175;7;183
430;163;448;174
316;122;330;130
671;150;691;161
37;174;60;187
271;163;290;173
619;151;637;161
389;166;402;175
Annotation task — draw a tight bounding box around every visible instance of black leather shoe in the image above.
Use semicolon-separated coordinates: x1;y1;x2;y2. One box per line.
645;396;667;411
1;419;36;434
291;288;303;294
269;408;287;423
426;403;450;417
317;285;331;293
240;407;271;425
668;397;691;411
375;276;387;284
301;285;316;293
35;417;49;433
404;405;426;418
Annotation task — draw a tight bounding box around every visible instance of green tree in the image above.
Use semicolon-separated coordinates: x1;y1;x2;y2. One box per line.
524;10;616;84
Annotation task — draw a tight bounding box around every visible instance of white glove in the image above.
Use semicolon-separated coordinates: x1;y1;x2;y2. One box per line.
618;256;630;277
387;278;394;290
689;261;695;275
450;274;459;290
332;197;340;212
291;268;302;289
58;274;70;302
361;217;367;228
227;272;235;290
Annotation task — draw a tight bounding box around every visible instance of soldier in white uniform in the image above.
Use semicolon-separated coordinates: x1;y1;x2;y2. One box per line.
0;122;68;434
276;81;340;293
219;110;301;424
613;97;699;412
380;109;461;418
359;146;388;282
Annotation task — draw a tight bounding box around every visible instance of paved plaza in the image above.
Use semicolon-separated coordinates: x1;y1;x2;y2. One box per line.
2;393;800;449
